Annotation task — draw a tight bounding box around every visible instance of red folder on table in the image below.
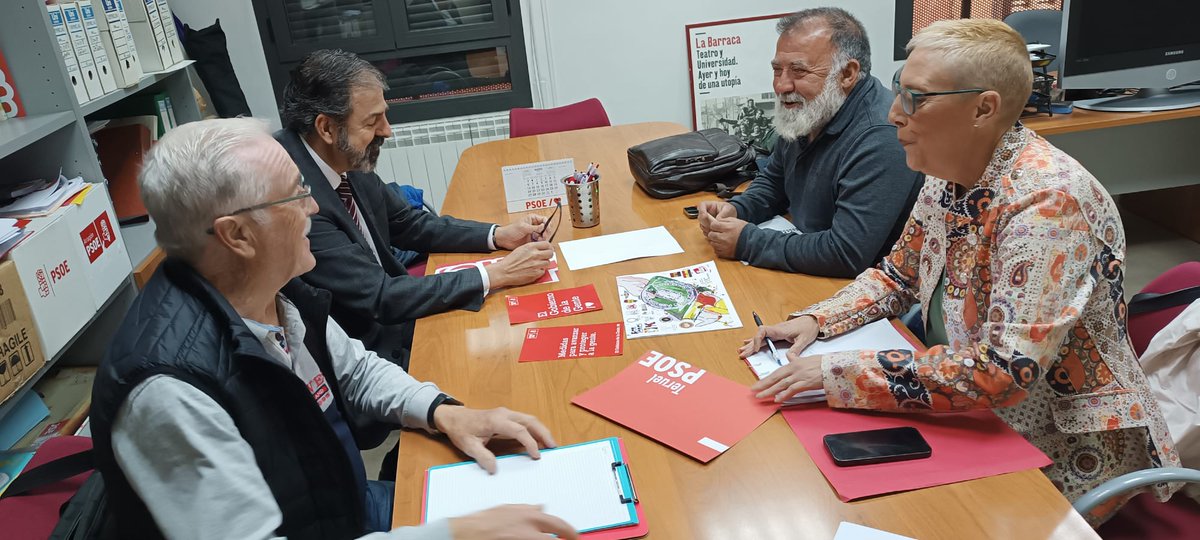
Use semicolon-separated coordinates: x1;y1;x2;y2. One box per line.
506;284;603;324
518;322;623;362
782;405;1052;501
573;351;777;462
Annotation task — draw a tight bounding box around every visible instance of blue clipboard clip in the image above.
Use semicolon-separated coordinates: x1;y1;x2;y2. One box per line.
610;460;639;504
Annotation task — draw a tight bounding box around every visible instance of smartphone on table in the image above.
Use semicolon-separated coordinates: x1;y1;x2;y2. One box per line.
823;426;932;466
683;206;699;219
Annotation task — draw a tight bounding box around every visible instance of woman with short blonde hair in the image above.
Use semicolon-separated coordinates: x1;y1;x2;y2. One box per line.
745;19;1180;526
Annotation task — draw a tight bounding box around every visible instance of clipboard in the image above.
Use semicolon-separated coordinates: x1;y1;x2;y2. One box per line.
421;437;647;538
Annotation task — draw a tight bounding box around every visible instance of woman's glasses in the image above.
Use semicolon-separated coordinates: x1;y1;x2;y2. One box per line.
891;66;987;116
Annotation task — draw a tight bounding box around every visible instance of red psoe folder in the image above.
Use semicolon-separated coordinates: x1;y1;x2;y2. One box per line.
573;351;777;462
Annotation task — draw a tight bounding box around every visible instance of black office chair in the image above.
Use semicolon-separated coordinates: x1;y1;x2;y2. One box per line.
1003;9;1063;73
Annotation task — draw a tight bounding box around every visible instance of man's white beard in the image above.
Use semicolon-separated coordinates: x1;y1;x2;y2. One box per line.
773;71;848;142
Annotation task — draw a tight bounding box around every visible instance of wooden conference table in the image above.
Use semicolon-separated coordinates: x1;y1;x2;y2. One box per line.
392;122;1098;539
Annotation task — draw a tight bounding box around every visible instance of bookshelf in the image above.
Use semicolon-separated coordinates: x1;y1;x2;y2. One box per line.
0;0;199;428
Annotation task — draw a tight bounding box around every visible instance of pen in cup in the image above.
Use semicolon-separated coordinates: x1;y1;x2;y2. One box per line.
752;311;788;366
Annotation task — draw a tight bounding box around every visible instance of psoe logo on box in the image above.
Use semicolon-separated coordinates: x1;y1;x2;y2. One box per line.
35;268;50;298
49;260;71;284
80;222;104;263
95;212;116;248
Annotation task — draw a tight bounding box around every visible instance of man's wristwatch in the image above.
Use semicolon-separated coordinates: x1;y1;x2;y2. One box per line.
427;393;464;432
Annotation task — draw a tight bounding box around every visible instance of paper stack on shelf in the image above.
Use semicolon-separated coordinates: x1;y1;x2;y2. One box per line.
0;219;28;259
0;175;90;219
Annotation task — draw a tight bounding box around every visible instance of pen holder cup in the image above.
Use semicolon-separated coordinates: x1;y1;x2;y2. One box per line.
563;176;600;228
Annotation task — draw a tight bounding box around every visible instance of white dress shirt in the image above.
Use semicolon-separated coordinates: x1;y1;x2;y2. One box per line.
300;138;495;294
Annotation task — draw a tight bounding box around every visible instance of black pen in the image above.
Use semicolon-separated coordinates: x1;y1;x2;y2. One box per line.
752;311;787;366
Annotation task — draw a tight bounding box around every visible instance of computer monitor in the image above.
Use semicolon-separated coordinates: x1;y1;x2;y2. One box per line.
1059;0;1200;112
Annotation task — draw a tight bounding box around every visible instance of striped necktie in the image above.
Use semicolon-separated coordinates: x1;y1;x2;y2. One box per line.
335;175;361;228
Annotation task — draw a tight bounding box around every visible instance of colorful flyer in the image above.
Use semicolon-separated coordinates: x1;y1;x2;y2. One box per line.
435;254;560;285
518;322;624;362
616;261;742;339
506;284;603;324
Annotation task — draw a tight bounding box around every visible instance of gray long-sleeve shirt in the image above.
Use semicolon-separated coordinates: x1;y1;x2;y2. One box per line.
729;76;923;278
111;296;450;540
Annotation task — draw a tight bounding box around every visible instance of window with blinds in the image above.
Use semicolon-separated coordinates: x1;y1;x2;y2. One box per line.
282;0;383;43
402;0;495;32
256;0;531;123
896;1;1063;59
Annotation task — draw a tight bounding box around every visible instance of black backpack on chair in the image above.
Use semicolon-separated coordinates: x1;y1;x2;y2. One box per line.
1;448;116;540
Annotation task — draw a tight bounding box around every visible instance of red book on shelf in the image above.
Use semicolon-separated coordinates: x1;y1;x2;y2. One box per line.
0;48;25;119
572;351;777;462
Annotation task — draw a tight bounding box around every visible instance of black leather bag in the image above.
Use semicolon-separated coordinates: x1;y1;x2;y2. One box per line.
627;129;760;199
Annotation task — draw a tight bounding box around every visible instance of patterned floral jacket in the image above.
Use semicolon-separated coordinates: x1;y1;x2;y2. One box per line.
796;124;1180;512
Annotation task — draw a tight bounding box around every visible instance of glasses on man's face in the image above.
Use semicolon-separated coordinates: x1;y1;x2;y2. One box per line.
536;200;562;243
206;175;313;234
891;66;987;116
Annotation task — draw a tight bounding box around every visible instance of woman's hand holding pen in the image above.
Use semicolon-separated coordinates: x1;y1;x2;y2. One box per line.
739;315;824;402
738;315;819;359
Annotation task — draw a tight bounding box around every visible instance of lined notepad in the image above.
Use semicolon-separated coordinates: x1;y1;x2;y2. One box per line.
424;438;638;533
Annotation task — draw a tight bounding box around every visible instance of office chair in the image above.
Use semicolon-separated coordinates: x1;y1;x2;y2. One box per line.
509;98;611;138
1004;9;1063;74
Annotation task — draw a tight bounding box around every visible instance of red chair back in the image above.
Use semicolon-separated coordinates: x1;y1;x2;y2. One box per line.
509;98;611;138
1128;261;1200;357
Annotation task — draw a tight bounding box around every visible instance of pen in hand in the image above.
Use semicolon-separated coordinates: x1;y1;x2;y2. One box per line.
752;311;788;366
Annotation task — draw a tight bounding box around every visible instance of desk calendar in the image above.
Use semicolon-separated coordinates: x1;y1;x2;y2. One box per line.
501;158;572;213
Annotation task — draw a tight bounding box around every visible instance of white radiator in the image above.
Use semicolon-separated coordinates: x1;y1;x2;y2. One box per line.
377;112;510;213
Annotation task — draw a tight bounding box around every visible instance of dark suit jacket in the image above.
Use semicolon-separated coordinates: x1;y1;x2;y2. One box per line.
276;129;493;370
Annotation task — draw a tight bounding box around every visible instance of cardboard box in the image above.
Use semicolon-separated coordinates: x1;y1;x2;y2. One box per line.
95;0;143;88
123;0;172;71
0;261;48;407
47;3;91;104
13;367;95;449
61;2;105;100
66;184;132;307
154;0;185;64
7;209;99;359
79;1;120;94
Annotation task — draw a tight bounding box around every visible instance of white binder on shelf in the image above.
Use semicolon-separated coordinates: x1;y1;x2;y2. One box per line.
61;3;104;100
124;0;172;71
47;4;91;104
96;0;143;88
154;0;185;64
79;1;119;94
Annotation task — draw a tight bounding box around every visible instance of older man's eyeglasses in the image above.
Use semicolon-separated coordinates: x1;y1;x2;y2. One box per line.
205;175;313;234
891;66;987;116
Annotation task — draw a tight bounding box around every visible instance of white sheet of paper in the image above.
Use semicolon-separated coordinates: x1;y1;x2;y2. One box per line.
758;214;799;234
558;226;684;270
744;319;916;405
833;522;916;540
425;440;634;532
501;158;572;213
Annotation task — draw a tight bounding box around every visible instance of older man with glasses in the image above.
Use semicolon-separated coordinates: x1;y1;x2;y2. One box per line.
89;118;577;540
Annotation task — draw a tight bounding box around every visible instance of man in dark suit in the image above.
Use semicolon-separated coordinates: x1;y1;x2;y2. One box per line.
277;49;554;375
